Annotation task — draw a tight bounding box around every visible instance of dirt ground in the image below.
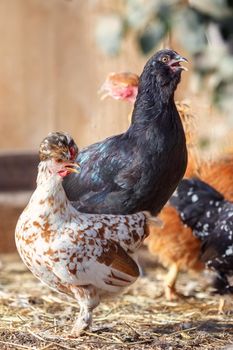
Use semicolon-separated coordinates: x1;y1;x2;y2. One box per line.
0;253;233;350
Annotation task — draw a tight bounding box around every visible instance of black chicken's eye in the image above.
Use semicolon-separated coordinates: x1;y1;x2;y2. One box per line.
56;158;63;163
161;55;169;63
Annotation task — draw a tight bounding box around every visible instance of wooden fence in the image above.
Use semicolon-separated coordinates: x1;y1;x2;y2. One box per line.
0;0;191;153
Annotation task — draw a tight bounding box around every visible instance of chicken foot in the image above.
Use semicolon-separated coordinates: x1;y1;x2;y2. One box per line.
70;285;100;337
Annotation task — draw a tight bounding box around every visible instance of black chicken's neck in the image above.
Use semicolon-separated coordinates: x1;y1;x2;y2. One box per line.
129;91;177;131
130;72;180;126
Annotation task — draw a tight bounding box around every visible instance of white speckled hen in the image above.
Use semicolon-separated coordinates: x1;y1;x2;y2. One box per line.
63;49;188;215
15;132;149;336
171;178;233;298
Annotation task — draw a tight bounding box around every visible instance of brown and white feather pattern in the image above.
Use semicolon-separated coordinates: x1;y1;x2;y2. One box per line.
15;161;148;298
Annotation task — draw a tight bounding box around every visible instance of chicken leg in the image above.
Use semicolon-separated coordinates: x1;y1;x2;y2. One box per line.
164;263;179;301
70;285;100;337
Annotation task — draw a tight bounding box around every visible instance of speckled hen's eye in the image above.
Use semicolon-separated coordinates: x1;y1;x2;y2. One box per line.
161;55;169;63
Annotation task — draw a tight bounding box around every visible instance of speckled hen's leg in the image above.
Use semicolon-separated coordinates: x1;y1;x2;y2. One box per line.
164;263;179;301
70;285;100;337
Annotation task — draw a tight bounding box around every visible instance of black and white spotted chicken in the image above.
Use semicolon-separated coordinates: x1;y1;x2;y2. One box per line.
170;177;233;295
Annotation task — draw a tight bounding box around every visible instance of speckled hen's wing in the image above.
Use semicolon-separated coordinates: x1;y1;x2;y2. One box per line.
91;239;140;292
52;239;139;293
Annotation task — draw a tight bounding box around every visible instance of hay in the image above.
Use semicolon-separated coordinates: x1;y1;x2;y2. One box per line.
0;253;233;350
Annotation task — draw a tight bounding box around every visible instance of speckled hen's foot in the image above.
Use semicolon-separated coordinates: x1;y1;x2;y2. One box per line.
70;316;92;337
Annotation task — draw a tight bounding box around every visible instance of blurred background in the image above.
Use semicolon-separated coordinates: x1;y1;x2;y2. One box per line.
0;0;233;252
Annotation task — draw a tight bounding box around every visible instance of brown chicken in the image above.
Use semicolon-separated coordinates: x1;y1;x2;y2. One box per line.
201;154;233;201
101;71;233;300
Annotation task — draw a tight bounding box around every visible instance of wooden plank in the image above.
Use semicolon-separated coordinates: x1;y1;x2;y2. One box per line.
0;153;38;191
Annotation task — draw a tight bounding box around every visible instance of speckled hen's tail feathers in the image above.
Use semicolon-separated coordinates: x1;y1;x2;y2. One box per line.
170;177;224;232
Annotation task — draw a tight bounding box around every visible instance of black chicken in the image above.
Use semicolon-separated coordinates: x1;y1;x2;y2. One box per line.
63;49;188;215
171;178;233;296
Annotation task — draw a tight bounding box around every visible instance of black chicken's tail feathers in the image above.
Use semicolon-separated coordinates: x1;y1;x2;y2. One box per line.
170;177;224;232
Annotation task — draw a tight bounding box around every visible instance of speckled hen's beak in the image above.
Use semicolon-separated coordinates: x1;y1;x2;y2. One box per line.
64;162;81;174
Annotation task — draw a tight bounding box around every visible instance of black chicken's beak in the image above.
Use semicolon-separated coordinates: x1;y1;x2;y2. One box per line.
65;162;81;174
175;55;188;63
169;55;188;71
